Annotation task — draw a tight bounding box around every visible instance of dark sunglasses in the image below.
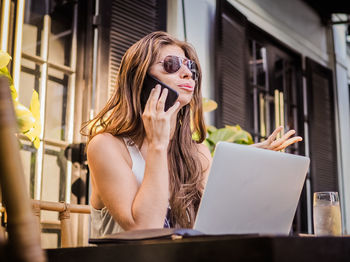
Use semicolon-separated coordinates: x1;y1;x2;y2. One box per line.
159;55;199;81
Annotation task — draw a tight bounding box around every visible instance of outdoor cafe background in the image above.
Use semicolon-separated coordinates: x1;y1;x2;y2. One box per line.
0;0;349;248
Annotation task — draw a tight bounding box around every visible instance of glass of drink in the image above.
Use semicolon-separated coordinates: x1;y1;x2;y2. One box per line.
313;192;342;236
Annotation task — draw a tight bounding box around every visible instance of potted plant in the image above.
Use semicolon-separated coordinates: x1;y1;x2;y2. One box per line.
197;98;253;154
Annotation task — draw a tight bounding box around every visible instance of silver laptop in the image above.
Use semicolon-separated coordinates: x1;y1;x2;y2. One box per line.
194;142;310;235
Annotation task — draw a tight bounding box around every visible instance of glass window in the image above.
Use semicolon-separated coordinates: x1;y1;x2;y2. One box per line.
18;0;77;201
248;39;299;153
41;144;67;221
8;0;79;248
22;0;46;57
49;3;74;67
19;58;41;107
248;40;271;142
19;141;37;198
45;68;68;141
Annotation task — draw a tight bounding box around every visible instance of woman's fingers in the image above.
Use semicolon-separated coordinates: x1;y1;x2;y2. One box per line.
274;136;303;151
148;85;161;112
144;87;154;112
156;88;168;112
270;129;295;148
267;128;302;151
281;129;296;140
145;86;172;113
165;101;180;115
267;126;283;143
269;137;284;150
252;126;303;151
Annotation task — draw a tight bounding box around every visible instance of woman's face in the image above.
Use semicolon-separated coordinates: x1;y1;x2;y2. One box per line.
148;45;196;108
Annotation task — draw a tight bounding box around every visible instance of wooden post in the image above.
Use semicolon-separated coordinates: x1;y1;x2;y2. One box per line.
59;203;73;247
0;77;46;261
32;201;41;230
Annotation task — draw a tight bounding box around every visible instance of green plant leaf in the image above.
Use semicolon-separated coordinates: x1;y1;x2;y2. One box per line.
0;51;41;149
26;90;41;149
204;124;254;154
201;98;254;153
10;84;18;101
206;125;217;135
192;130;200;142
0;67;11;82
203;139;215;155
0;67;17;101
14;100;36;133
30;90;40;120
33;137;40;149
0;67;12;81
0;50;11;68
207;127;237;144
225;125;253;145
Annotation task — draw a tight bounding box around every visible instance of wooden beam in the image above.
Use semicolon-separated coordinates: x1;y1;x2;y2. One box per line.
0;77;46;261
31;200;90;214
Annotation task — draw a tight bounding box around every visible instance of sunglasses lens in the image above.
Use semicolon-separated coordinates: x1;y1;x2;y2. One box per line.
163;56;198;81
163;56;181;74
188;61;198;81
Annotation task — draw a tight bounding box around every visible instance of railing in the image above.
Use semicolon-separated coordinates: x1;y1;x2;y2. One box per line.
0;76;90;255
31;200;90;248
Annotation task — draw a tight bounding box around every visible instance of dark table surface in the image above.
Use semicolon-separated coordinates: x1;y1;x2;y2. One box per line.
46;235;350;262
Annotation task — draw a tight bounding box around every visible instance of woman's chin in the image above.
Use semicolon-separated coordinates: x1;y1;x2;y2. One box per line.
177;95;193;107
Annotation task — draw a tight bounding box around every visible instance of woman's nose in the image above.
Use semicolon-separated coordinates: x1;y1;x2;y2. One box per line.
179;64;193;79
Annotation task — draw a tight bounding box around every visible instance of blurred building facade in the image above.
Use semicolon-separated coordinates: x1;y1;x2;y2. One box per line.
1;0;349;247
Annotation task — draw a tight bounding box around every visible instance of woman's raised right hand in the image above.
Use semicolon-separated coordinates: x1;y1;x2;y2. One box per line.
142;85;180;148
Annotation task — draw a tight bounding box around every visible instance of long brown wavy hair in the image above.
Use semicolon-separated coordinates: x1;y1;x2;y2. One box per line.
82;31;207;228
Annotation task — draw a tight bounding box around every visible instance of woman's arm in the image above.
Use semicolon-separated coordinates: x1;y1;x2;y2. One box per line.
88;86;179;230
88;134;144;229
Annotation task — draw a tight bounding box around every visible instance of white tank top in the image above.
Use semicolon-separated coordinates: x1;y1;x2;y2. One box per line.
90;137;145;238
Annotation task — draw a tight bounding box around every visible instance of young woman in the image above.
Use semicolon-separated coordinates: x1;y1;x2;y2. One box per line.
83;31;302;237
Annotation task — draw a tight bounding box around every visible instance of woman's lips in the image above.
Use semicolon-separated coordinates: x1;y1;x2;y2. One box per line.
178;84;194;91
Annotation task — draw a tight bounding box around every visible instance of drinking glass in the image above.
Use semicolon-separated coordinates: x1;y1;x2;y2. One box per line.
313;192;342;236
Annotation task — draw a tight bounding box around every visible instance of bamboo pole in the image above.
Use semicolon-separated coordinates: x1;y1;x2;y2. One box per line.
32;201;41;230
59;204;73;247
31;200;90;214
0;77;46;261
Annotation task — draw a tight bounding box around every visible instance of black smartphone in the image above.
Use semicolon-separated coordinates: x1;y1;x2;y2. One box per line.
141;74;179;112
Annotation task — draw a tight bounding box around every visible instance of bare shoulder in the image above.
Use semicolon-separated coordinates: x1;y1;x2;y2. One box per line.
88;133;122;150
87;133;138;217
87;133;130;166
